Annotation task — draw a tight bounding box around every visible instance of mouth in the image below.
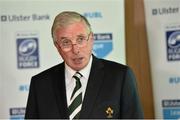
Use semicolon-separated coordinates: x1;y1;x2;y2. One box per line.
72;57;84;64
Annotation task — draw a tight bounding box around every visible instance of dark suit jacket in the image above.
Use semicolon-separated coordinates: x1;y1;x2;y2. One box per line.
25;56;144;119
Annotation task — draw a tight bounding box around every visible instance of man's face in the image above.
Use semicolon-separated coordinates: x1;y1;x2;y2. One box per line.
54;21;94;71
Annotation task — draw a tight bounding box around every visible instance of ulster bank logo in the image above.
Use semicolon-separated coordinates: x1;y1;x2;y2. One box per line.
9;107;25;119
93;33;113;58
162;99;180;119
1;15;7;22
17;38;39;68
166;30;180;61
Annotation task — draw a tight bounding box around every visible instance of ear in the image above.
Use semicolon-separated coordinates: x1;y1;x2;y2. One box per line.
54;42;62;54
90;32;94;44
54;41;58;48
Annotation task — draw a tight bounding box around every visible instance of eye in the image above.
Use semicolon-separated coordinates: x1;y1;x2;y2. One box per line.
76;37;85;44
61;39;71;46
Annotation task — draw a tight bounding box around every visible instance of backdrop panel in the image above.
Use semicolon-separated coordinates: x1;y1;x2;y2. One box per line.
144;0;180;119
0;0;125;119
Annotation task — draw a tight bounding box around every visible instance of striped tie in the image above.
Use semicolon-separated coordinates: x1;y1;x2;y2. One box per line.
68;72;83;119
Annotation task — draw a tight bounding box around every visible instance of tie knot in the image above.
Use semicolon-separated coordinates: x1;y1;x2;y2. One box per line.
73;72;83;80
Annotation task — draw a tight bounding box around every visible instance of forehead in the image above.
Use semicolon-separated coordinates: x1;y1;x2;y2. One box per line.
55;21;88;37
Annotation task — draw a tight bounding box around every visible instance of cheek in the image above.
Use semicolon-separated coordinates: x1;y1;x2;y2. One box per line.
55;44;68;60
61;52;70;61
81;46;91;55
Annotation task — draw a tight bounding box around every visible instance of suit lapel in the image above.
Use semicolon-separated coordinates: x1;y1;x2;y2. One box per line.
51;63;69;118
51;57;104;118
80;56;104;118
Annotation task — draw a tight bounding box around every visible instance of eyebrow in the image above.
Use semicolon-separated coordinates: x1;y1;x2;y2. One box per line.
59;37;71;41
77;34;86;37
60;34;86;39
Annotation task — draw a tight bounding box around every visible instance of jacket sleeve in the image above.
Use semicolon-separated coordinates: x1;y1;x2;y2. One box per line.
120;67;144;118
25;77;38;119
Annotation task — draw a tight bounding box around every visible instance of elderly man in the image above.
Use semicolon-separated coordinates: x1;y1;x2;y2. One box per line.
25;11;144;119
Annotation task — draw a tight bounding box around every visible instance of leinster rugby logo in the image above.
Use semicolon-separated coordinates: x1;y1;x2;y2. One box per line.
166;30;180;61
17;38;39;68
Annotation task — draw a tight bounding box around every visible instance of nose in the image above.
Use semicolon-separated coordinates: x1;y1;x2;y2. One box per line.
72;44;80;54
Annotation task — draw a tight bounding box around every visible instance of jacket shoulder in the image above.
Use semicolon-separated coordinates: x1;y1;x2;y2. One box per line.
98;58;130;71
32;63;64;78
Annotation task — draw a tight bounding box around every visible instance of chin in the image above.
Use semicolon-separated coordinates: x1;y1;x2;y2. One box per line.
72;65;85;71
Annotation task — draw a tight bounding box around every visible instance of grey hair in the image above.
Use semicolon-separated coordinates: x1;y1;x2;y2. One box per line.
51;11;92;43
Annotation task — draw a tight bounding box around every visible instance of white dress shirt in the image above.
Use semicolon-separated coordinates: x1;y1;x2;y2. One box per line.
65;55;92;106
